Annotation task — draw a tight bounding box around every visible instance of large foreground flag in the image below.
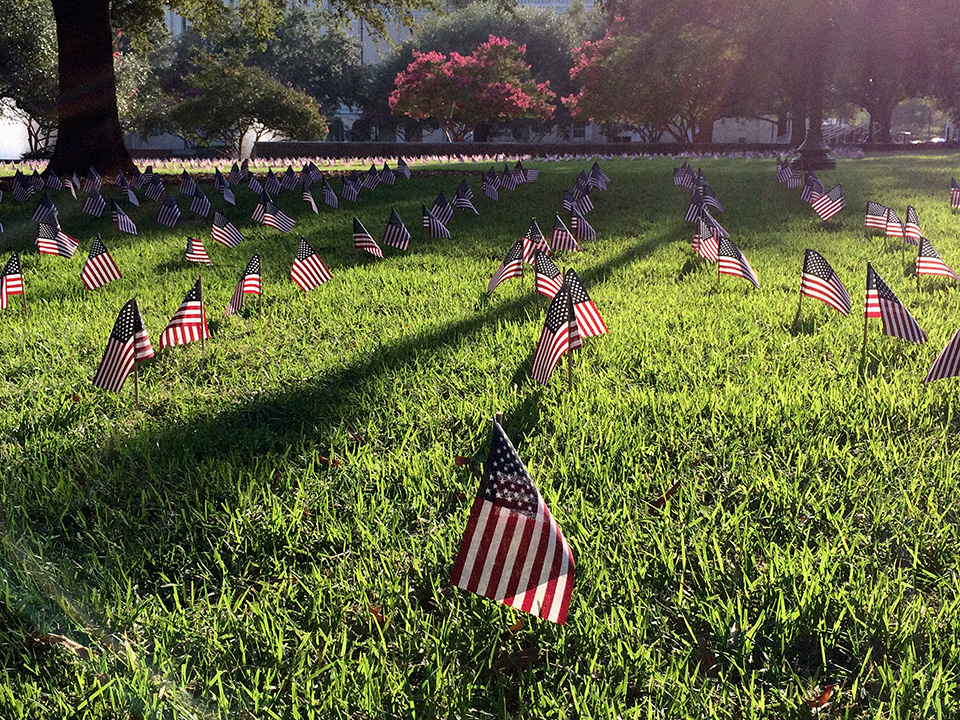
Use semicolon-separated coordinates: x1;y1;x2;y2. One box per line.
291;237;332;291
800;249;850;316
36;221;79;258
450;419;574;624
924;327;960;383
91;298;154;393
81;237;122;290
565;268;607;338
1;253;24;310
160;279;209;348
717;237;760;288
225;254;262;317
865;264;926;343
530;283;582;386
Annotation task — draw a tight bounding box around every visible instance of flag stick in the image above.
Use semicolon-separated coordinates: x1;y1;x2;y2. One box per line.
198;273;206;352
258;291;263;318
134;363;140;406
862;312;869;359
567;280;575;391
495;411;503;425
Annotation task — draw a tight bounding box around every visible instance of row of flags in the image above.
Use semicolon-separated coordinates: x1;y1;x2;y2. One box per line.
774;158;846;220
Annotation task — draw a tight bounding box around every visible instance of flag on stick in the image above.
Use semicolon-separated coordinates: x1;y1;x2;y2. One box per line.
353;217;384;258
534;250;563;299
885;208;905;239
924;327;960;383
800;249;850;316
302;183;318;214
160;279;209;348
565;268;607;338
252;193;295;232
951;178;960;209
212;211;243;248
530;283;582;386
865;201;888;232
449;419;575;624
190;186;212;217
81;236;122;290
717;236;760;288
693;217;719;262
322;179;339;209
422;205;451;239
156;195;181;228
916;237;959;281
291;237;332;291
32;193;57;223
0;253;24;310
522;219;549;264
570;210;596;242
111;201;138;235
488;240;524;294
92;298;154;393
397;157;412;179
430;191;454;225
382;208;411;251
225;254;262;317
264;170;281;196
864;264;926;343
550;215;578;252
904;206;922;244
82;189;106;217
186;237;212;265
811;184;845;221
800;171;824;204
36;220;78;258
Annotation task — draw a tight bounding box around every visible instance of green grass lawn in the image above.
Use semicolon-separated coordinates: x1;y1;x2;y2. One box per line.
2;154;960;718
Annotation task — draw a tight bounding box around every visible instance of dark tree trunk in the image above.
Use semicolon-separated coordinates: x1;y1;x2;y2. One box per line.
789;94;807;148
870;104;895;143
775;110;789;140
49;0;133;176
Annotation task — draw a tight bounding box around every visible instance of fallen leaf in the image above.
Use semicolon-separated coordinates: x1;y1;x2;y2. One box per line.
454;455;470;466
804;684;835;708
649;479;682;512
70;393;80;403
508;618;525;635
37;634;97;660
697;636;717;678
368;604;386;628
317;455;340;468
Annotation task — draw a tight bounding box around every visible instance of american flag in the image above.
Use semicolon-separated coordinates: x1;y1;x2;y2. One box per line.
885;208;905;238
396;157;412;179
534;249;563;299
186;237;212;265
382;208;411;251
113;171;128;188
81;236;122;290
291;237;332;291
800;171;824;204
522;219;550;264
551;215;578;252
904;206;922;244
82;189;106;217
924;327;960;383
36;220;79;258
951;178;960;209
488;240;524;294
180;170;197;196
482;169;499;200
32;192;58;223
141;165;154;188
800;249;850;316
156;195;181;228
430;191;454;225
212;211;244;248
190;186;211;217
362;164;381;191
449;419;575;624
565;268;607;338
13;171;35;202
83;167;102;192
281;166;298;191
264;170;282;196
225;254;261;317
512;161;527;185
916;237;959;281
811;184;845;221
570;210;596;242
0;253;24;310
322;179;339;209
91;298;154;393
422;205;451;239
717;236;760;288
864;264;926;343
302;183;318;213
698;179;724;212
500;164;518;191
341;175;360;202
145;178;166;202
684;195;704;224
571;187;594;215
673;163;695;188
453;182;478;214
252;192;296;233
456;179;474;201
160;278;209;348
380;163;396;185
865;201;888;231
785;166;802;189
228;162;243;186
216;170;236;205
130;165;144;190
531;283;582;385
353;217;384;258
248;174;264;195
42;168;62;191
111;200;138;234
123;182;140;207
776;157;790;184
589;161;607;189
693;217;719;262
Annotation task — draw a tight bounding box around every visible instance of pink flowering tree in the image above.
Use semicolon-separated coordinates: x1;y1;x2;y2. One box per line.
389;35;556;142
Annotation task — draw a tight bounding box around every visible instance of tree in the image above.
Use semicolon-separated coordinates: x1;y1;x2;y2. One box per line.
389;35;556;142
168;57;327;158
45;0;435;176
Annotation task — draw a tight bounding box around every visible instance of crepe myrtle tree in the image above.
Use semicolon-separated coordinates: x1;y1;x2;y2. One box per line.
389;35;556;142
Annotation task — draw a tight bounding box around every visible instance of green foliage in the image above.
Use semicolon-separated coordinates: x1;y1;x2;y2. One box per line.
169;57;327;158
3;156;960;716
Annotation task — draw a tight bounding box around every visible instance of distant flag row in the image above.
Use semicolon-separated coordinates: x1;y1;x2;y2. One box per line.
774;158;844;221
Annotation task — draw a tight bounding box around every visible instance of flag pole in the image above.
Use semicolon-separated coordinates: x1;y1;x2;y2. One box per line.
567;276;575;391
198;273;206;352
19;254;28;318
134;363;140;406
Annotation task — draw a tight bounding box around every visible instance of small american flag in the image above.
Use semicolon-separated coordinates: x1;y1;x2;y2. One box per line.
13;171;35;202
449;419;574;624
212;211;244;248
453;183;478;214
42;168;62;191
141;165;154;187
865;201;888;231
32;193;57;224
534;249;563;299
864;264;926;343
291;237;332;291
522;219;550;264
252;192;295;233
570;210;596;242
264;170;282;196
322;179;339;208
82;189;106;217
179;170;197;196
225;254;261;317
800;171;824;204
248;174;264;195
228;162;243;186
951;178;960;209
216;170;236;205
36;220;79;258
353;217;384;258
550;215;578;252
156;195;181;228
382;208;411;251
144;178;166;202
83;167;103;192
571;187;594;215
482;169;499;200
904;206;922;244
512;161;527;185
500;164;518;191
160;278;209;349
531;283;582;385
693;218;719;262
281;166;298;191
341;175;360;202
396;157;412;179
186;237;212;265
565;268;607;337
800;249;850;316
190;186;211;217
92;298;154;393
422;205;451;239
785;166;802;189
456;179;474;201
588;162;607;189
885;208;905;238
430;191;454;225
717;236;760;288
684;195;704;224
673;163;695;188
380;163;396;185
362;164;381;191
0;253;24;310
924;327;960;383
302;183;318;214
488;240;524;294
130;166;144;190
916;237;958;281
81;236;122;290
811;184;845;221
124;183;140;207
111;200;138;234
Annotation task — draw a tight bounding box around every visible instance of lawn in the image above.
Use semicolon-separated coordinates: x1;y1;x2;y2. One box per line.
2;153;960;718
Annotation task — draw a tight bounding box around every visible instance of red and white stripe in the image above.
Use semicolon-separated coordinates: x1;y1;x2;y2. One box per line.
924;327;960;383
160;300;208;348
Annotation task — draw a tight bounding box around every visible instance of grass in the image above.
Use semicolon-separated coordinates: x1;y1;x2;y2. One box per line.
2;153;960;718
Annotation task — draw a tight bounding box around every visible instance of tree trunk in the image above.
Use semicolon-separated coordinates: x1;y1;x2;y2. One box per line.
49;0;133;176
789;94;807;148
870;103;894;143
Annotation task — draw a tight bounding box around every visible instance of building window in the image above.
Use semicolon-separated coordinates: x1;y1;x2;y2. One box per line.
573;122;586;139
